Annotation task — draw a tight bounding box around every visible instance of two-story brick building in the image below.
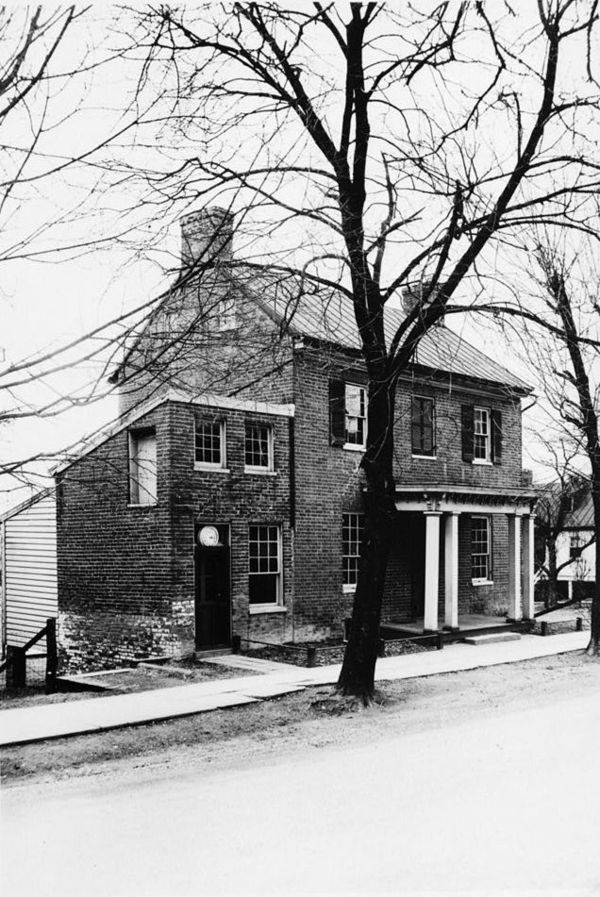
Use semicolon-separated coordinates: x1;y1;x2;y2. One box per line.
51;207;536;670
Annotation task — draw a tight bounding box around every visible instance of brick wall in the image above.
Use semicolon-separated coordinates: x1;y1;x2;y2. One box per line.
56;399;295;670
116;268;295;417
56;405;177;671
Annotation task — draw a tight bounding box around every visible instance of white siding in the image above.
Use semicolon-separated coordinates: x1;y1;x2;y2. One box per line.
4;493;57;649
556;530;595;582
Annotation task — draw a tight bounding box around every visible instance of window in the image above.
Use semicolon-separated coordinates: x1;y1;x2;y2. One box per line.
473;407;491;462
245;423;273;471
195;418;226;468
471;516;492;582
129;428;157;505
412;396;435;457
343;513;364;590
248;525;281;605
463;405;502;464
345;384;367;448
570;533;583;559
217;295;236;331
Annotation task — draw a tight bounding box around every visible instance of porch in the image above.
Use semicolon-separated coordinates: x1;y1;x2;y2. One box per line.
393;484;538;635
381;613;532;645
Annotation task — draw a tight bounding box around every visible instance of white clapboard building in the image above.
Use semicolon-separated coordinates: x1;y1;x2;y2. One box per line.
1;489;57;657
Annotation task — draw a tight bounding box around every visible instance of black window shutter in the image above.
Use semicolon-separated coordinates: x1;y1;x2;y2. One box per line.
461;404;474;462
411;397;421;454
330;379;346;446
491;409;502;464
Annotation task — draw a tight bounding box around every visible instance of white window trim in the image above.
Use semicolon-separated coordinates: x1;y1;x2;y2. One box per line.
194;419;227;471
248;524;284;608
471;515;493;585
342;512;363;591
244;424;274;474
128;428;158;507
473;406;491;464
344;383;367;451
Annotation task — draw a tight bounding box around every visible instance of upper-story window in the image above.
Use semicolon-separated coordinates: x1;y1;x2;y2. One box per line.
330;379;368;450
344;384;367;449
216;295;236;331
245;422;273;472
411;396;435;457
569;532;583;559
195;417;226;469
462;404;502;465
129;427;157;505
473;407;491;462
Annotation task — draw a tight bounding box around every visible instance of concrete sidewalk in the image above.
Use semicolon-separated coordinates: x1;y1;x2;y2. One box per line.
0;631;589;747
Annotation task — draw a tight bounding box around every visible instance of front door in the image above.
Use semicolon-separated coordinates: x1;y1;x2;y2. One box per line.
195;524;231;649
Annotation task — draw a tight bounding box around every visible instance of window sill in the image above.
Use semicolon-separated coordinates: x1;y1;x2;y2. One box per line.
249;604;287;615
244;467;276;476
472;459;492;466
472;579;494;586
412;454;437;461
194;464;230;474
343;584;357;594
127;502;157;509
343;443;366;453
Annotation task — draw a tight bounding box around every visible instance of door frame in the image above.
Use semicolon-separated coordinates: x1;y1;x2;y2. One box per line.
194;521;232;650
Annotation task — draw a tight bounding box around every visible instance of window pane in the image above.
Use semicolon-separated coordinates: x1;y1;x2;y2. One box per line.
245;424;271;468
130;430;157;505
249;525;281;603
344;385;367;447
342;513;364;586
196;420;223;465
471;517;490;579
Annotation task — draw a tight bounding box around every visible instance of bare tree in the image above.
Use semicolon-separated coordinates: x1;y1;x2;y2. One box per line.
517;241;600;654
122;1;600;700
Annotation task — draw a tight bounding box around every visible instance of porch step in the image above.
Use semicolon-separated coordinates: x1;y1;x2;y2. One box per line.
194;648;232;660
462;632;522;646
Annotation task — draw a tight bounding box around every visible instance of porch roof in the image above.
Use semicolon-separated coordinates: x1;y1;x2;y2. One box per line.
394;483;537;515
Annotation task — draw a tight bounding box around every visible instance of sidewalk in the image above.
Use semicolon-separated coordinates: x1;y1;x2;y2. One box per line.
0;631;589;747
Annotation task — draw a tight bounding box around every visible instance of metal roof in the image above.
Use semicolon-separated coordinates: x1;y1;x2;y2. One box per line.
239;269;531;392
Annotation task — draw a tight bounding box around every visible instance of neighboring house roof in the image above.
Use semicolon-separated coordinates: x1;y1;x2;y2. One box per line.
112;261;531;394
565;490;595;529
0;487;55;524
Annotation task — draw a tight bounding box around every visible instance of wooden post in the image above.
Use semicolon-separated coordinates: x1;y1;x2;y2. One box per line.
7;645;26;688
45;617;58;694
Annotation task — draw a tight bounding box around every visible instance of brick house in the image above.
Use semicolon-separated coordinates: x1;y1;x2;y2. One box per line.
52;207;536;670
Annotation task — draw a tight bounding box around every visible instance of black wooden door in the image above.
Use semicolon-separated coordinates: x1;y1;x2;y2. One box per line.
195;525;231;649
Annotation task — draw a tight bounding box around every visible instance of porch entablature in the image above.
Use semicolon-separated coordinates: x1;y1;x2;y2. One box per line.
394;484;536;516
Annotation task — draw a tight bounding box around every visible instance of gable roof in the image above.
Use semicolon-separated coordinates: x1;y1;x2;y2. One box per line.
565;489;594;529
112;261;531;394
239;268;531;393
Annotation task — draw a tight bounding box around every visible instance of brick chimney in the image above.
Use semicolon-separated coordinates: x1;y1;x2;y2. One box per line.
180;206;233;268
401;280;438;315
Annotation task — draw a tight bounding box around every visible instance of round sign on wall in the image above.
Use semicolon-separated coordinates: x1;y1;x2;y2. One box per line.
198;525;221;547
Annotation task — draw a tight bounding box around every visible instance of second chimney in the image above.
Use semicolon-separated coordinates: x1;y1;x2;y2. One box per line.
181;206;234;268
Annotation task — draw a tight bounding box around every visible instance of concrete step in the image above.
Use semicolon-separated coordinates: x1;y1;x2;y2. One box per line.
462;632;522;646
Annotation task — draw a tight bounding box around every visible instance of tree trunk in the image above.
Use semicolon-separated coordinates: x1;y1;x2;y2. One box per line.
546;542;559;609
338;377;397;703
586;483;600;655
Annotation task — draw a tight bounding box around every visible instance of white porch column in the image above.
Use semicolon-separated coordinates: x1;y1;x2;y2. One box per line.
522;513;535;620
507;513;522;621
424;511;442;631
444;512;459;630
